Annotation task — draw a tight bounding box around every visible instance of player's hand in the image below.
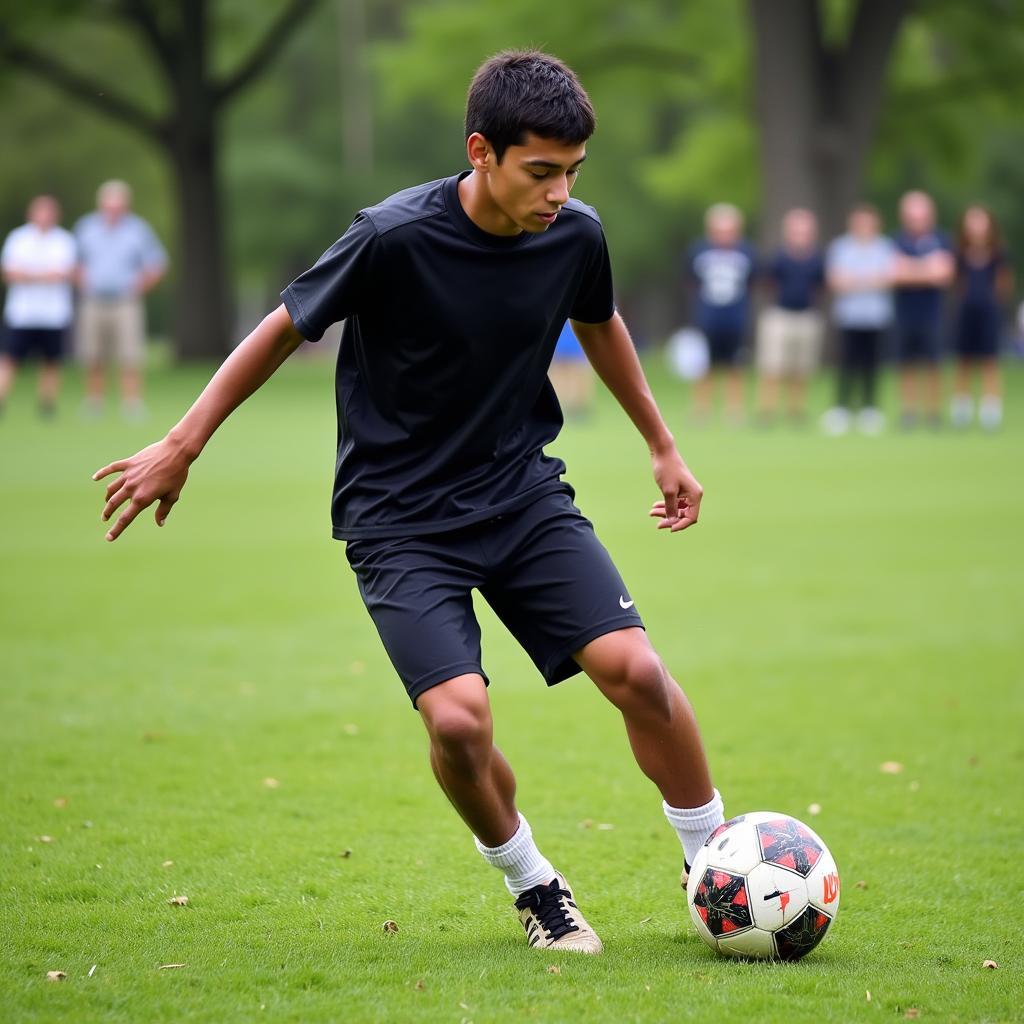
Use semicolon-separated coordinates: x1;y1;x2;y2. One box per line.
92;437;192;542
649;448;703;533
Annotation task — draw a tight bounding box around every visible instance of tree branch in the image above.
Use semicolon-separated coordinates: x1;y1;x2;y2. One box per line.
115;0;177;76
0;38;167;142
215;0;320;106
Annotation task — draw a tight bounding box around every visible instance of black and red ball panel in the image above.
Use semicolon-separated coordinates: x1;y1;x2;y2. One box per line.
756;817;823;877
691;868;753;937
773;905;832;961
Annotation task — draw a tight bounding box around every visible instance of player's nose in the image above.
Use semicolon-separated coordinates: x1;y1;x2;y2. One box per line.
546;176;570;206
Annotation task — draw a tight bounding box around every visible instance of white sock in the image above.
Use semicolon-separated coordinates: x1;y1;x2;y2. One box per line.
664;790;725;867
950;394;973;427
979;395;1002;430
475;814;556;896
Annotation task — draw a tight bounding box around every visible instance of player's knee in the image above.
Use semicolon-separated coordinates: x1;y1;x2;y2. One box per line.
603;648;672;719
425;702;492;760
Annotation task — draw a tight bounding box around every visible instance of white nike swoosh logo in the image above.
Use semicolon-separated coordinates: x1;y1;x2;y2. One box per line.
619;596;635;609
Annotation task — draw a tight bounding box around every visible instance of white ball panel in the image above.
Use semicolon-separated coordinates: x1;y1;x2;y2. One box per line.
746;861;810;932
702;820;763;875
717;927;776;959
805;847;841;916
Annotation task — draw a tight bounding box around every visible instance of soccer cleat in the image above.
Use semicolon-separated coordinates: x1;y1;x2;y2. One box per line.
513;874;602;953
680;860;691;892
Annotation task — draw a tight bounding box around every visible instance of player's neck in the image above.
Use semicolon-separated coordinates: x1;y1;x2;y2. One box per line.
457;171;523;238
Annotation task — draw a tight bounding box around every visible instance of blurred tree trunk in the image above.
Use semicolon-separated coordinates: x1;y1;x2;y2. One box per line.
1;0;319;359
750;0;910;247
339;0;374;174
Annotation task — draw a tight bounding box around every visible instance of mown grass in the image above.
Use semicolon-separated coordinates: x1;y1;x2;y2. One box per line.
1;354;1022;1022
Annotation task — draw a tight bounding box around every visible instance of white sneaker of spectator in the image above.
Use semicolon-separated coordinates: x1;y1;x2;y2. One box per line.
857;407;886;436
820;406;852;436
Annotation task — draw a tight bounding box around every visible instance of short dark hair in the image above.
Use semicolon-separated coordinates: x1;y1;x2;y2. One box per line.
465;50;595;163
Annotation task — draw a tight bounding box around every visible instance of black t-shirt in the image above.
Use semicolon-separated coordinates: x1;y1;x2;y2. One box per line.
282;172;615;540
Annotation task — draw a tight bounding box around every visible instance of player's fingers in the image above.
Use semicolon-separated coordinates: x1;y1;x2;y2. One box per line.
662;490;679;522
105;476;127;502
154;496;175;527
92;459;129;481
649;502;667;518
102;488;134;523
105;499;145;542
670;514;698;532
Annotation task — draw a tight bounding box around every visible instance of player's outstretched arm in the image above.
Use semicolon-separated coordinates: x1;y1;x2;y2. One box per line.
571;312;702;533
93;304;304;542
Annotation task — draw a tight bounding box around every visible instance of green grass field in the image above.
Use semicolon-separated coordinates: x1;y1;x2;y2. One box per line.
1;355;1022;1023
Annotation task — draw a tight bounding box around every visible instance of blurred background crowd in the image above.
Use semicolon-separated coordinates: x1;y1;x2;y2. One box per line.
1;0;1022;431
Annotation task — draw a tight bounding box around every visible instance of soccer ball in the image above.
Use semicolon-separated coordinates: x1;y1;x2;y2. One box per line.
686;812;840;960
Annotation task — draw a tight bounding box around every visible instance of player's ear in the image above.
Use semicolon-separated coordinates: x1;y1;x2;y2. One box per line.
466;132;492;173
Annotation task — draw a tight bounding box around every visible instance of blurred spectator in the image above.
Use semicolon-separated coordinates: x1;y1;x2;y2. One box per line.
0;195;76;417
755;208;825;424
75;180;167;418
821;203;896;436
687;203;755;423
951;205;1013;430
549;320;594;420
890;190;954;428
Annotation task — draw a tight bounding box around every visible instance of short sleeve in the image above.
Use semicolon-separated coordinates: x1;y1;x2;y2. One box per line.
139;222;168;272
0;231;16;270
282;214;380;341
569;226;615;324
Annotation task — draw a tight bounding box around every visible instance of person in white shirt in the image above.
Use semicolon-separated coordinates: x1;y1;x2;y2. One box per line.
0;195;77;416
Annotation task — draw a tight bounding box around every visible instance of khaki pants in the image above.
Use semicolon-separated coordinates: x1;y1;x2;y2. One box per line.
77;297;145;369
756;307;823;377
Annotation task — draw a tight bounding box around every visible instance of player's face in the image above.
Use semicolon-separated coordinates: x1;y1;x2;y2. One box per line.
483;134;587;234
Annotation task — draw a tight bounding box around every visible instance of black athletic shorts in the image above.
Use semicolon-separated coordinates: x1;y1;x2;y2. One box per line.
705;327;744;367
896;322;942;364
4;327;64;363
344;489;645;707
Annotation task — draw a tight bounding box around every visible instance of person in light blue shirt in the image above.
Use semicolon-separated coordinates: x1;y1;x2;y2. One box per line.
75;180;167;416
822;203;896;435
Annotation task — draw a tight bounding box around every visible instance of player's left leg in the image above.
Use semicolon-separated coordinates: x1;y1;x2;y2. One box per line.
575;628;724;879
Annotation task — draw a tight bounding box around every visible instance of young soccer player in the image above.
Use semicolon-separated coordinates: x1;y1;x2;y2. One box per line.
92;51;724;953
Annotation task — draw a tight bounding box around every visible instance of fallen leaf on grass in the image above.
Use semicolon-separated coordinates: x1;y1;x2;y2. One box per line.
579;819;594;829
597;823;614;831
546;965;561;974
53;797;68;809
904;1010;920;1020
339;849;352;859
37;835;54;844
262;778;280;789
880;761;904;775
158;963;187;970
807;803;822;816
414;979;425;990
382;920;399;933
162;860;174;868
46;971;66;982
638;915;652;925
865;990;871;1002
855;880;868;889
88;965;97;978
982;959;998;969
167;895;189;906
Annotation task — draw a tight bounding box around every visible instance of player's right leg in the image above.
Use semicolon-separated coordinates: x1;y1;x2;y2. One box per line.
344;530;601;952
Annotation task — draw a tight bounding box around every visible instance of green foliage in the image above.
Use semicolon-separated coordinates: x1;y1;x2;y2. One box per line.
0;359;1022;1020
1;0;1023;331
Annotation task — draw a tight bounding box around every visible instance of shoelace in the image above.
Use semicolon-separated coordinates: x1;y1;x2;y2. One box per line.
514;879;580;940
